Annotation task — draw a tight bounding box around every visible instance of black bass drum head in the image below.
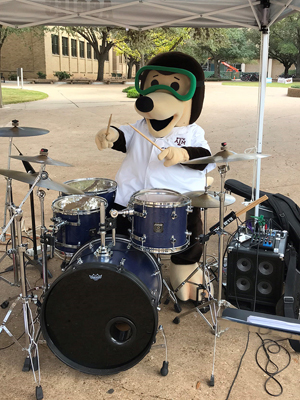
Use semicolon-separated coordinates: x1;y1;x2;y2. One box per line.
40;262;158;375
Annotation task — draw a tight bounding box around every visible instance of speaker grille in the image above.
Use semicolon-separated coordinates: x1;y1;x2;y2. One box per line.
226;242;285;312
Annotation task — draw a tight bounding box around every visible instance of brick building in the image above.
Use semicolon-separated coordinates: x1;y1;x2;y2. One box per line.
1;28;130;81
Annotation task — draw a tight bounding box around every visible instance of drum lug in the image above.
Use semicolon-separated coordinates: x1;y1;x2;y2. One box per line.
187;205;193;213
171;210;177;220
76;257;83;265
170;235;176;245
119;258;126;269
186;230;192;237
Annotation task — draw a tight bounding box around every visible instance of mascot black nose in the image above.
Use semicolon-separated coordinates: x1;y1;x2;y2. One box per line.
135;96;154;113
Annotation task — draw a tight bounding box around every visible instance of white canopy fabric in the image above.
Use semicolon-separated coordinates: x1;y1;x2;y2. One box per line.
0;0;299;30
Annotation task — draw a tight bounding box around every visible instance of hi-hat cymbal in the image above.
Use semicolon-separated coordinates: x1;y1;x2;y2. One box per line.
10;154;72;167
0;126;49;137
184;190;236;208
183;149;270;165
0;169;84;194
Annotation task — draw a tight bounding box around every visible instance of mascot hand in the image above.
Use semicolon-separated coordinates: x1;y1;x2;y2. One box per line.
158;147;189;167
95;127;119;150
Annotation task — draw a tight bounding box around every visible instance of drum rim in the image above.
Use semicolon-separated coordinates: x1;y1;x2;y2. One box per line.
40;261;158;375
130;237;190;254
63;177;117;194
51;194;107;215
129;188;191;208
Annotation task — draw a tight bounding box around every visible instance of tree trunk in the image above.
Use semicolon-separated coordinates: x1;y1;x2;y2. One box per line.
127;60;134;79
284;64;290;77
213;57;220;78
96;55;105;81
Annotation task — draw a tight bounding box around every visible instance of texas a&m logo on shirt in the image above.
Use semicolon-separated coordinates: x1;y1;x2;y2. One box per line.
174;137;186;146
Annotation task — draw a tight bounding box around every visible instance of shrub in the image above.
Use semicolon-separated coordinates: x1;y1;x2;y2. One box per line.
8;74;17;81
126;87;139;98
37;71;46;79
122;86;135;93
291;84;300;89
54;71;72;80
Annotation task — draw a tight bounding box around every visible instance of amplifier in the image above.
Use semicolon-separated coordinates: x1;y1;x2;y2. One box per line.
225;229;288;313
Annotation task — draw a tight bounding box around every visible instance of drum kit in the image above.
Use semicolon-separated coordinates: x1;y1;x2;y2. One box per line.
0;122;270;398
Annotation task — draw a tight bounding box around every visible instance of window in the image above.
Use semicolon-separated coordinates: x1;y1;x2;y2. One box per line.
79;41;85;58
71;39;77;57
62;37;69;56
87;43;92;59
51;34;59;55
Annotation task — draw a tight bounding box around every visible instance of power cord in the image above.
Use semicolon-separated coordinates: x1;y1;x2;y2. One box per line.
225;331;250;400
255;333;291;397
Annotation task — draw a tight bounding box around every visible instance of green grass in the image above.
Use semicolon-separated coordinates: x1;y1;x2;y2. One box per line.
222;81;296;88
2;88;48;104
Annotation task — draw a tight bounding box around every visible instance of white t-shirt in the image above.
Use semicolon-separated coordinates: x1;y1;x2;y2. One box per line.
115;119;215;206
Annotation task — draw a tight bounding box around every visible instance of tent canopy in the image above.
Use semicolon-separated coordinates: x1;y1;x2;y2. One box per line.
1;0;300;31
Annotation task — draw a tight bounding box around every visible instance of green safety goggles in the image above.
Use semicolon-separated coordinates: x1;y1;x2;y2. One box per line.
135;65;201;101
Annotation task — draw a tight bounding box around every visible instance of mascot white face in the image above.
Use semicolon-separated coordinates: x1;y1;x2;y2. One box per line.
134;65;197;138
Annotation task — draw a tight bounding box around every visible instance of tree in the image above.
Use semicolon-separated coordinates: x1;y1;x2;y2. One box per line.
268;14;300;77
65;26;124;81
186;28;258;78
114;28;191;79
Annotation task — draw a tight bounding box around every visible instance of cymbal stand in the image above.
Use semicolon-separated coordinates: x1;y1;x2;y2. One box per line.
0;135;19;285
36;188;54;292
0;181;45;398
1;135;13;239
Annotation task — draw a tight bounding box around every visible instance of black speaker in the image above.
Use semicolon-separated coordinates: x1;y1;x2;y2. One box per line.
226;240;286;312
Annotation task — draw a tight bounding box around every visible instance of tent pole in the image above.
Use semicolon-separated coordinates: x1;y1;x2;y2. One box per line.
255;27;269;217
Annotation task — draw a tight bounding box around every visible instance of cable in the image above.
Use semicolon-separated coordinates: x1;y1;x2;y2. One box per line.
225;331;250;400
255;334;291;397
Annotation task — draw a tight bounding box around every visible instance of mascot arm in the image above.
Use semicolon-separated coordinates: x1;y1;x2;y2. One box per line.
182;146;211;171
111;127;127;153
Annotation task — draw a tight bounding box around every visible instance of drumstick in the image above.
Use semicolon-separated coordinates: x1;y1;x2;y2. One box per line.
209;194;269;234
106;114;112;135
127;123;163;151
235;194;268;218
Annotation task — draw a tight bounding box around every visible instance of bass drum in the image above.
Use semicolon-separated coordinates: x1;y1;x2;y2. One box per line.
40;236;162;375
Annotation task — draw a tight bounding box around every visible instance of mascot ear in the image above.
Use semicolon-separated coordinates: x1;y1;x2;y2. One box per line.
144;52;205;124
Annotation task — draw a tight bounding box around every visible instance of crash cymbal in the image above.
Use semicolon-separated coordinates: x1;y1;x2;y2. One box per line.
183;149;270;165
10;154;72;167
0;126;49;137
184;190;236;208
0;169;84;194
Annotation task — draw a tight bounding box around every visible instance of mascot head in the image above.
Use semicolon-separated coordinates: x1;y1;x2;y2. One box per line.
134;51;205;138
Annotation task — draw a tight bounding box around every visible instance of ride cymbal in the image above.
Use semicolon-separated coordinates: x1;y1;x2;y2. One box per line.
10;154;72;167
183;149;270;165
0;169;84;194
184;190;236;208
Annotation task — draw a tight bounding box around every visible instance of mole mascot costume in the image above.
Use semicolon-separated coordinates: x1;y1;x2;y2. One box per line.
95;51;215;302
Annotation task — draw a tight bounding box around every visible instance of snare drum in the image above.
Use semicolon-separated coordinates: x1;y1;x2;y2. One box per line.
51;195;107;256
62;178;117;211
40;236;161;375
128;189;192;254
